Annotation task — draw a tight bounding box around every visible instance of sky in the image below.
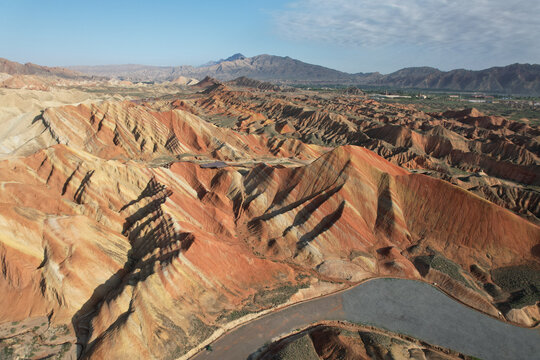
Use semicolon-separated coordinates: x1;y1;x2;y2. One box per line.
1;0;539;74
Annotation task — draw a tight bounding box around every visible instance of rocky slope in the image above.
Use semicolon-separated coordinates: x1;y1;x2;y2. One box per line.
188;84;540;224
226;76;284;91
0;81;538;359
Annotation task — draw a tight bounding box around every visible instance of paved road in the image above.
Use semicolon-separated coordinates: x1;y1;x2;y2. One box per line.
192;278;540;360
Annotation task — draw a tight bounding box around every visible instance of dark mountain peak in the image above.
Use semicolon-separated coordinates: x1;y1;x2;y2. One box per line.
224;53;246;62
201;53;247;67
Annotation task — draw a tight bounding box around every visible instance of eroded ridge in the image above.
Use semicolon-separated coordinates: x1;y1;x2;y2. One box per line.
73;176;193;358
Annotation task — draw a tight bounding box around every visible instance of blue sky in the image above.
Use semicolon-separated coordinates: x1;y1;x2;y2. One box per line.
1;0;538;73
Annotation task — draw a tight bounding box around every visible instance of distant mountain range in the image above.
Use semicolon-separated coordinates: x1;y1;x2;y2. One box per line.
3;55;540;94
360;64;540;95
69;54;353;84
70;54;540;94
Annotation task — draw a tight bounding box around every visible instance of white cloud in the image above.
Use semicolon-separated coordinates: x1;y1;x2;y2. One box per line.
275;0;540;61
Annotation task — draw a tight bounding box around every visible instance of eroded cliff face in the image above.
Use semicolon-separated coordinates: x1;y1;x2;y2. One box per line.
0;86;538;359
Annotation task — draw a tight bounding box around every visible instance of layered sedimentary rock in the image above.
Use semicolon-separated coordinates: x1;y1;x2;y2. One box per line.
0;83;538;359
187;86;540;223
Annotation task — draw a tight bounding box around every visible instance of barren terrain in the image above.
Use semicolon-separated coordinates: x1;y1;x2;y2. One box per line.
0;71;538;359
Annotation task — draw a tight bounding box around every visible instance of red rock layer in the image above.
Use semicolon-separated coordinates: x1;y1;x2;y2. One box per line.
0;99;538;359
187;87;540;222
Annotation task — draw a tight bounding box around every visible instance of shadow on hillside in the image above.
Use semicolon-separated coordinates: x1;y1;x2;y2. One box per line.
71;176;193;358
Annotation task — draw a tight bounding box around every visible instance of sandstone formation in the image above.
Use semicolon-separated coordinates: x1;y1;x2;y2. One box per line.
187;86;540;224
0;77;538;359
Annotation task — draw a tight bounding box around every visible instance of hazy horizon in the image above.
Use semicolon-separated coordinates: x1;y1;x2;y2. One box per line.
1;0;538;73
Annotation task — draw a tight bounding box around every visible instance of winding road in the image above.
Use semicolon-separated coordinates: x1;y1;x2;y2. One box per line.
192;278;540;360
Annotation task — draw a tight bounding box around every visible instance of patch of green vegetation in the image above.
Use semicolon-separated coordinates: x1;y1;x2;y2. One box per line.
27;335;40;357
359;331;392;347
170;346;184;358
506;109;540;125
217;308;253;323
58;324;69;335
218;282;310;324
2;346;14;358
491;265;540;309
57;342;72;358
189;316;215;344
414;255;475;289
156;314;190;360
274;334;319;360
253;282;310;308
205;115;239;128
390;337;408;346
381;93;540;125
